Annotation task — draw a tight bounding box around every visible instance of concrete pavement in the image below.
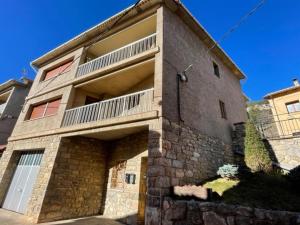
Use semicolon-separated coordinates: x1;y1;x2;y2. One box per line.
0;209;124;225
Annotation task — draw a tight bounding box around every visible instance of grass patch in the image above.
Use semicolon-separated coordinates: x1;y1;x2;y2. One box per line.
203;172;300;212
204;178;239;196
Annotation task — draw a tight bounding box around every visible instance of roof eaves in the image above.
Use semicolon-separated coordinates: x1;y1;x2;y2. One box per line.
264;86;300;99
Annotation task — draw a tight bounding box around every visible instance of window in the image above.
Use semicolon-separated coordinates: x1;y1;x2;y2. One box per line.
111;160;127;189
213;61;220;78
28;98;61;120
42;60;73;81
219;100;227;119
286;101;300;113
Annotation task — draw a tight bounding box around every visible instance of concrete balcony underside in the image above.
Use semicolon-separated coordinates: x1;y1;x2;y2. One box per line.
9;111;158;142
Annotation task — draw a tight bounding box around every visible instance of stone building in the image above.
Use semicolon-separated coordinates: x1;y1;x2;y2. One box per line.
0;0;247;224
0;78;32;156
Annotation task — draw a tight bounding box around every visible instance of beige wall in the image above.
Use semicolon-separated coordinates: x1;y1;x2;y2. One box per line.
28;48;84;98
10;47;85;139
104;132;148;225
268;90;300;136
162;7;247;143
11;86;73;138
0;135;61;223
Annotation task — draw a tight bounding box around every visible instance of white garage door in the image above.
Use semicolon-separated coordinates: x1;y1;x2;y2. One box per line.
2;151;43;214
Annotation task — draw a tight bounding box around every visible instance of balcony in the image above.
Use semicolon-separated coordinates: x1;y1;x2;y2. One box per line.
62;88;154;127
76;33;157;78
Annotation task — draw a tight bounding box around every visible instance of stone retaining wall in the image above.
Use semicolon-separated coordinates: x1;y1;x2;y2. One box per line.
163;198;300;225
267;137;300;170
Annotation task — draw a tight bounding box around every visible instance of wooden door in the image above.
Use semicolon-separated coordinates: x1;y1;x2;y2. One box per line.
137;157;148;225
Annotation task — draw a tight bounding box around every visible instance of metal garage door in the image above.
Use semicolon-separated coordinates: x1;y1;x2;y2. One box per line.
2;151;43;214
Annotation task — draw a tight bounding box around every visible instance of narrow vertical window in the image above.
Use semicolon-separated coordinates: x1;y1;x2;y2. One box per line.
219;100;227;119
213;61;220;78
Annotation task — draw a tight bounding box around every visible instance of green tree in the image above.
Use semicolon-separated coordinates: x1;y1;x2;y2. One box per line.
244;120;273;173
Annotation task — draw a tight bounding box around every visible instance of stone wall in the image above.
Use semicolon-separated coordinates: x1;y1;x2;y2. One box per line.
163;198;300;225
162;6;247;143
146;118;234;225
266;137;300;170
38;137;108;222
103;132;148;225
161;119;233;185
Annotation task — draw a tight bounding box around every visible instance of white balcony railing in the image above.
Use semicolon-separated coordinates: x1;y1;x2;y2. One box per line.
76;33;157;78
62;88;154;127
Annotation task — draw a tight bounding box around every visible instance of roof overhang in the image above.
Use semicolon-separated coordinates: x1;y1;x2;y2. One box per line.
0;78;33;94
31;0;246;80
264;85;300;99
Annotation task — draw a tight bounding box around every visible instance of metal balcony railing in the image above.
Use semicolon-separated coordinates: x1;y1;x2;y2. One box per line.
76;33;157;78
255;114;300;139
62;88;154;127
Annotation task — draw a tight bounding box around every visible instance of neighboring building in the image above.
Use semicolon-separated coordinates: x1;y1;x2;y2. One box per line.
0;78;32;156
0;1;247;225
265;79;300;138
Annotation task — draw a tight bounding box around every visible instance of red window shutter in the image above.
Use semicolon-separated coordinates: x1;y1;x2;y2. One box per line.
30;103;47;120
43;60;73;81
59;61;72;73
44;99;61;116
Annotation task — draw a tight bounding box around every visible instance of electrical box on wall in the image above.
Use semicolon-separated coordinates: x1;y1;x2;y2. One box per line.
125;173;136;184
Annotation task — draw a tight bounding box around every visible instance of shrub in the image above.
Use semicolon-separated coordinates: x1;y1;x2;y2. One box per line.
287;165;300;189
244;120;273;173
217;164;239;179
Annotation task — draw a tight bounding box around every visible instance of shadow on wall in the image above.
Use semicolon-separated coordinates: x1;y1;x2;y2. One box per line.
47;214;137;225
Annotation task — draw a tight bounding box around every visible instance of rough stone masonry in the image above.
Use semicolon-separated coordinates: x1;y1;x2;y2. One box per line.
163;198;300;225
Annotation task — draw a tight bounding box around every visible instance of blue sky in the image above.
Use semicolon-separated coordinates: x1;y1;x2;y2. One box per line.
0;0;299;101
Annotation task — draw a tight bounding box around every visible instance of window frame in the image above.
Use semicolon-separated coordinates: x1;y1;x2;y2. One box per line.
213;61;220;78
286;101;300;114
26;98;61;121
219;100;227;119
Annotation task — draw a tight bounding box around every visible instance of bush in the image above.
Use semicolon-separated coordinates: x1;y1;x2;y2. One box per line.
244;120;273;173
217;164;239;179
287;165;300;190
